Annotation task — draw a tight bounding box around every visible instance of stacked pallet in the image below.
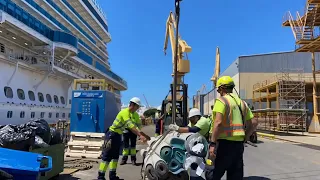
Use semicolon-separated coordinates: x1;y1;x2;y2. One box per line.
65;132;105;159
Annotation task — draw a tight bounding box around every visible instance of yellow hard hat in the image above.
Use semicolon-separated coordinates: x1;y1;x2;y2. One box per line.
217;76;235;88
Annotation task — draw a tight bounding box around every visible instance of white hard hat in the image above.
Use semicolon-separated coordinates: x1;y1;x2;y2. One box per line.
157;105;161;111
188;108;201;118
130;97;141;106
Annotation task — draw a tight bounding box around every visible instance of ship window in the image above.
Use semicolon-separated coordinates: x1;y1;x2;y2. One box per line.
48;112;52;118
62;113;65;118
31;112;35;118
17;89;25;100
38;93;44;102
20;111;25;118
4;87;13;98
69;99;71;104
46;94;52;103
68;113;71;118
28;91;35;101
56;113;59;118
7;111;13;118
60;96;65;104
40;112;45;118
54;95;59;104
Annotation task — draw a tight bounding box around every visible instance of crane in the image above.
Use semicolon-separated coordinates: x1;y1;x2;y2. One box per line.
210;46;220;89
142;94;150;108
163;11;192;100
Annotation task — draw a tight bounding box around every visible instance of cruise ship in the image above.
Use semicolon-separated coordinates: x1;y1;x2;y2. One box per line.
0;0;127;125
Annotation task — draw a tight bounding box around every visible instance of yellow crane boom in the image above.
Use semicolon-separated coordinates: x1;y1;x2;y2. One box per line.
210;47;220;88
163;11;192;100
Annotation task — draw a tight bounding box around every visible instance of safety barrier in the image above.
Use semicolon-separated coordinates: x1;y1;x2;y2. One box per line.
256;132;275;140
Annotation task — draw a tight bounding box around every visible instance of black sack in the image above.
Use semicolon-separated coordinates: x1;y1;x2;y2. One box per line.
49;127;63;145
0;125;35;151
19;119;51;144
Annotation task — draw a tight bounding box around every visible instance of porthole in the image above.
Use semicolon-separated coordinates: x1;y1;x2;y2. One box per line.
38;93;44;102
17;89;25;100
46;94;52;103
28;91;35;101
4;87;13;98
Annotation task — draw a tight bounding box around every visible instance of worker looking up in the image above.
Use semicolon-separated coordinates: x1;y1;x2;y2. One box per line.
120;106;142;166
168;108;212;140
98;97;149;180
209;76;257;180
155;105;165;137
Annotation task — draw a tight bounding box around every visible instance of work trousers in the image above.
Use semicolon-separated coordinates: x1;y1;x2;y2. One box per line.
155;119;162;137
212;139;244;180
98;131;121;180
122;130;137;161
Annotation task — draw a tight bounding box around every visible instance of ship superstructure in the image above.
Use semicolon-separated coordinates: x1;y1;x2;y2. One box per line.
0;0;127;125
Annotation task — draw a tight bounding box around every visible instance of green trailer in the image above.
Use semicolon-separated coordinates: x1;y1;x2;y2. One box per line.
31;143;65;180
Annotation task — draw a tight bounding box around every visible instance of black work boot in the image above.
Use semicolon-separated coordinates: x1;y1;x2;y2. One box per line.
110;171;124;180
131;156;138;166
120;156;127;165
97;172;106;180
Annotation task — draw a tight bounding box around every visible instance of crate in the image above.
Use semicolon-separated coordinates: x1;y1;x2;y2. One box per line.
31;143;65;180
65;132;105;159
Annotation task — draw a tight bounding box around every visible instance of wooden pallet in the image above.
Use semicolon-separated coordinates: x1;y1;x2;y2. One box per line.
65;132;105;159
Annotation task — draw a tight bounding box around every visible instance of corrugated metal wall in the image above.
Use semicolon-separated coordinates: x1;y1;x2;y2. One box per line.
194;52;320;112
239;52;320;73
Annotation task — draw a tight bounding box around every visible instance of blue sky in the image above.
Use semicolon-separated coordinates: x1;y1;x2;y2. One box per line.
97;0;305;107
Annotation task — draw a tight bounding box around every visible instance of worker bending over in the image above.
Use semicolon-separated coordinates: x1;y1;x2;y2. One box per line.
155;105;165;137
120;106;142;166
209;76;257;180
98;97;149;180
168;108;212;140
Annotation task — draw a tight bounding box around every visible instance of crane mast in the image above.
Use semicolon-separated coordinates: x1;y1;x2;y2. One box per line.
163;8;191;122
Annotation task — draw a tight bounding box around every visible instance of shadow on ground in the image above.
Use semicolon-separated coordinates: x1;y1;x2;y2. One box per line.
244;176;271;180
55;174;80;180
256;140;264;144
295;143;320;151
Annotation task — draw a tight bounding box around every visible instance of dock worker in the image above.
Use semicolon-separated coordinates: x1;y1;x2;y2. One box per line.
119;106;142;166
208;76;257;180
168;108;212;140
155;105;165;137
98;97;150;180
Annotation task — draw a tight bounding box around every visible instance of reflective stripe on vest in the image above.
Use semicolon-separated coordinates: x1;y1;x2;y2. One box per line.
218;96;247;137
112;118;134;131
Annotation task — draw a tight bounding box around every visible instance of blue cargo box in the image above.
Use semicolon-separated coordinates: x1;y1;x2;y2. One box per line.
0;147;52;180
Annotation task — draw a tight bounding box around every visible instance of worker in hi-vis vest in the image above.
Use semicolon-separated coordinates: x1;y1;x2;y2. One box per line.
208;76;257;180
154;105;165;137
120;107;142;166
97;97;150;180
168;108;212;140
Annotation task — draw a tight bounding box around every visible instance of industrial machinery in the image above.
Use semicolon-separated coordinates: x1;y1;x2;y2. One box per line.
164;5;191;122
160;83;189;134
70;79;120;133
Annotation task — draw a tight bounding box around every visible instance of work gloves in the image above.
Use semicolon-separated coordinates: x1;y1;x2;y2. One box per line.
168;124;179;131
103;139;112;152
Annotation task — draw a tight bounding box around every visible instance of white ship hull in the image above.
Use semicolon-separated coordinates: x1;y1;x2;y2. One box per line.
0;59;70;125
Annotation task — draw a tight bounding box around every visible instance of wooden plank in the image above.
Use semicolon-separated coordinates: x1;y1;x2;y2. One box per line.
67;141;103;147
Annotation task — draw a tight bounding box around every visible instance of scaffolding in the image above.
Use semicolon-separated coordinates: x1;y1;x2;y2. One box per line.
252;69;307;132
282;0;320;132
